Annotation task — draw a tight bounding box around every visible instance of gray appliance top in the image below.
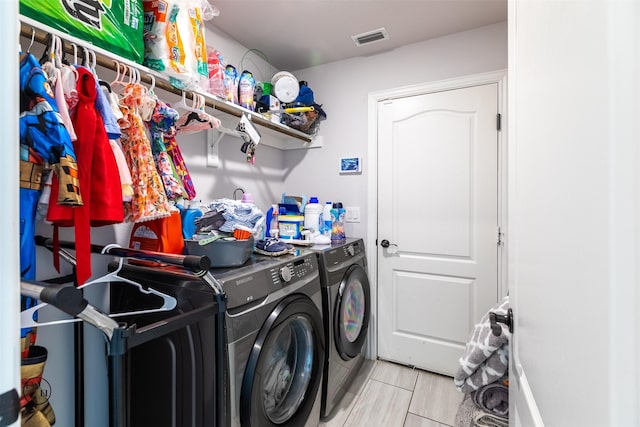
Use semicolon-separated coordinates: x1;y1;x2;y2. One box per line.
211;250;319;310
305;238;366;268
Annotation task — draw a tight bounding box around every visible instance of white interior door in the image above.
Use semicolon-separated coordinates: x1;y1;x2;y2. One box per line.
377;83;499;376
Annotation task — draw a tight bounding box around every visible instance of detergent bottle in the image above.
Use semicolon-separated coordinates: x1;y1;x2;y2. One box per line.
322;201;332;237
178;200;204;240
330;202;346;242
303;197;323;233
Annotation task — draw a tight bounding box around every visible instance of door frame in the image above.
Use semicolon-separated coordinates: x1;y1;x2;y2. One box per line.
365;70;508;360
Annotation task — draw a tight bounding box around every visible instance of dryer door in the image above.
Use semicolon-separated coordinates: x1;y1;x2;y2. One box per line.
240;294;325;426
334;264;370;360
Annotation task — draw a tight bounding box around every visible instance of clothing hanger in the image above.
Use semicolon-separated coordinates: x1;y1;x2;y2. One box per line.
87;49;97;75
72;43;78;65
110;62;129;94
173;91;200;113
53;35;64;70
147;74;156;97
21;246;177;329
26;27;35;53
174;93;225;135
38;33;52;64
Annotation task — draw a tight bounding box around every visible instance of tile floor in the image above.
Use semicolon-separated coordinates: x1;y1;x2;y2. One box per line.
319;359;464;427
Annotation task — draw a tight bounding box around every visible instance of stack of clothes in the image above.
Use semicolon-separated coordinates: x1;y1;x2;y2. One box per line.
453;296;510;427
192;198;264;239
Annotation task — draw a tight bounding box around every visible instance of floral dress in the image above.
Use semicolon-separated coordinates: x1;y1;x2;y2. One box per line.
118;83;171;222
162;119;197;200
146;100;188;200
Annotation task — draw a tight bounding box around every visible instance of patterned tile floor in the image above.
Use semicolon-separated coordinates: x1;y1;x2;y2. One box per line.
319;359;464;427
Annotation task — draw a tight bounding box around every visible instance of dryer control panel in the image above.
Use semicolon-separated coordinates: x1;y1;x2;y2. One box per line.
323;238;365;268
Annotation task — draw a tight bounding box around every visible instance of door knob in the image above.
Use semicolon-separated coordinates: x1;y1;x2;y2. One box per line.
380;240;398;252
489;308;513;336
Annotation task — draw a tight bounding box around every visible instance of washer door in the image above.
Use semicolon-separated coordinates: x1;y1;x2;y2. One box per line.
334;264;370;360
240;294;324;426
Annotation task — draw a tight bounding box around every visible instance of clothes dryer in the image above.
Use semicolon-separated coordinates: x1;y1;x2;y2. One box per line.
307;238;370;419
212;251;325;427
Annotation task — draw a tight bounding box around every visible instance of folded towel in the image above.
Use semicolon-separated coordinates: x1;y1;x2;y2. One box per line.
455;391;508;427
473;412;509;427
454;296;511;393
473;382;509;417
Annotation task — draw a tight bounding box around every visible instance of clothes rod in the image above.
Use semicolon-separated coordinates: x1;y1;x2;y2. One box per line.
34;235;211;272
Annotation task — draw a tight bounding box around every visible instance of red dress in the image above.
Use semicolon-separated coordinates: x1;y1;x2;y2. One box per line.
47;67;124;284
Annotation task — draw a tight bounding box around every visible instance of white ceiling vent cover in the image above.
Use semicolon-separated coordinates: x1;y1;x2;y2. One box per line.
352;27;389;47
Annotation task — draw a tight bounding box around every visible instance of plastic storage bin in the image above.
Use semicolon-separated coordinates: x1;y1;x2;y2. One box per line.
185;236;254;268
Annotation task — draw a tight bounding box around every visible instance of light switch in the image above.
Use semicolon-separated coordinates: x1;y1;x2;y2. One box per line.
345;207;360;223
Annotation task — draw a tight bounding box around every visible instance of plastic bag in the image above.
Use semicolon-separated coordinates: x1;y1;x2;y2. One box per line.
207;47;226;98
142;0;209;92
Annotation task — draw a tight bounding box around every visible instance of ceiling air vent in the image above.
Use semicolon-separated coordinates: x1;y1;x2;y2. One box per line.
352;27;389;47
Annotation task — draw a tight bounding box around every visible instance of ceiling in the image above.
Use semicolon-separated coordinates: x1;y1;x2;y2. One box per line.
207;0;507;71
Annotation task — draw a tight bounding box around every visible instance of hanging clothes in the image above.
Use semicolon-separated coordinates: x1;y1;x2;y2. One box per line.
19;52;82;346
162;115;197;200
47;66;124;285
19;52;82;280
146;100;188;200
118;82;172;223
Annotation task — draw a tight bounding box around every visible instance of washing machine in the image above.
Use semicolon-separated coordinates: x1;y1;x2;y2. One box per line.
212;250;325;427
307;238;371;419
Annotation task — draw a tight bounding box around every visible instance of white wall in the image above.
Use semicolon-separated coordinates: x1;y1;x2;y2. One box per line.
285;22;507;241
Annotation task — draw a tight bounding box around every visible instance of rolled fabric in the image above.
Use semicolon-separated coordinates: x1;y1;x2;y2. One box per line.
473;382;509;417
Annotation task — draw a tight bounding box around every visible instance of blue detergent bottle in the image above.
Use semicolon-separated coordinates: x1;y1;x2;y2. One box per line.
178;200;204;240
322;201;332;237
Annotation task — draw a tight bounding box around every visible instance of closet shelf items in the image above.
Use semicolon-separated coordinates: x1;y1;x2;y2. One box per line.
18;18;318;150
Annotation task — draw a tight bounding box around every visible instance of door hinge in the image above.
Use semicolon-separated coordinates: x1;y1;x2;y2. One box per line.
497;227;504;246
496;113;502;131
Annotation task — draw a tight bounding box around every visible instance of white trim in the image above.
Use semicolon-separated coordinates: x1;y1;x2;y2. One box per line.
365;69;508;360
607;1;640;424
1;2;22;426
511;365;545;427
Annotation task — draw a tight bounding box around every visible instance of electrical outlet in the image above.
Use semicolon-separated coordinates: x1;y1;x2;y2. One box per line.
206;130;220;168
345;207;360;223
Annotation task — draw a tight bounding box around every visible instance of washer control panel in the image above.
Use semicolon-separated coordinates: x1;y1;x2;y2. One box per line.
279;265;293;282
269;254;316;286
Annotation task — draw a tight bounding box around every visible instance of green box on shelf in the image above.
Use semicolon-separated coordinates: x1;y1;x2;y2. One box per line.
20;0;144;64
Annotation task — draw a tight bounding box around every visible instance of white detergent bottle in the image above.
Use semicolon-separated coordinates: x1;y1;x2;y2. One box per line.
322;201;333;237
304;197;323;233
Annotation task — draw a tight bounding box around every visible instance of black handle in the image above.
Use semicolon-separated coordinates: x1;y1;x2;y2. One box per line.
489;308;513;336
0;389;19;427
35;235;211;272
380;239;390;248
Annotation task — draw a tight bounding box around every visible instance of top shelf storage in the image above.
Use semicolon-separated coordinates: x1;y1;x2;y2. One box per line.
19;17;319;150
